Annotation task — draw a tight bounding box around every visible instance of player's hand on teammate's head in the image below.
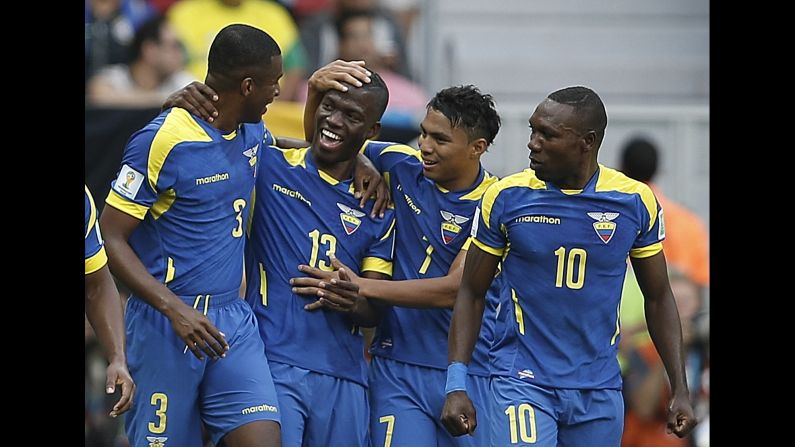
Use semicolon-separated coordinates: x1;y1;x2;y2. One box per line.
441;391;477;437
106;360;135;418
162;81;219;122
353;154;391;218
667;393;697;437
308;59;371;95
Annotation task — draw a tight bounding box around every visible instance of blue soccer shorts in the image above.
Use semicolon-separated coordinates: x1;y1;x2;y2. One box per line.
269;360;369;446
124;291;280;446
490;375;623;447
369;356;491;447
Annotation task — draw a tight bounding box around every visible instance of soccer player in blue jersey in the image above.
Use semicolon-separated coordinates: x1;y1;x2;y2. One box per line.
85;185;135;419
99;24;283;447
241;68;395;447
441;86;697;446
293;79;503;447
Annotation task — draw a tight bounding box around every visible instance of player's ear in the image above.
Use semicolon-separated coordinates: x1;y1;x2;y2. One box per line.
241;77;254;96
365;121;382;140
469;138;488;159
582;130;597;153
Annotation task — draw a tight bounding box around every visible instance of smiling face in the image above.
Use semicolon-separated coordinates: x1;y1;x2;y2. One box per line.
527;98;590;185
417;108;482;189
241;55;283;123
313;86;381;166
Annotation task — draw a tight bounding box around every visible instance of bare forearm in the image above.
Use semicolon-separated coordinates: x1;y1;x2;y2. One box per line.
350;271;389;326
448;288;485;364
85;267;126;363
358;276;457;308
645;293;688;394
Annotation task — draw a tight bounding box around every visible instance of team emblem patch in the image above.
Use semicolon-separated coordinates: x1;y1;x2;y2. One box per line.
337;203;365;235
243;144;259;177
440;210;470;244
587;212;620;244
146;436;167;447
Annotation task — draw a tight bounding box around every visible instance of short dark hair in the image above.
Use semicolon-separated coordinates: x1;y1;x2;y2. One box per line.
207;24;281;89
620;136;659;182
130;15;167;62
427;85;501;145
548;86;607;146
358;71;389;119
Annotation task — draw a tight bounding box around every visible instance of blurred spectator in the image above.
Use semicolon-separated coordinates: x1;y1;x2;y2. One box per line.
621;270;705;447
167;0;307;101
86;0;135;81
380;0;419;41
620;136;710;289
87;16;195;107
297;9;427;142
300;0;411;79
278;0;330;22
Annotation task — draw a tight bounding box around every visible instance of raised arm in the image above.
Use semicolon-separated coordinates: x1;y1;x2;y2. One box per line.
303;60;371;141
632;251;697;438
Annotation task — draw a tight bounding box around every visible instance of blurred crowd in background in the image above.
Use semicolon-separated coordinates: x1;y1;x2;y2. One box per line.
85;1;709;446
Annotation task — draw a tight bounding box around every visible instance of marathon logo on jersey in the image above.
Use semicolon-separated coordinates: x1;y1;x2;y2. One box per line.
588;212;620;244
243;143;259;168
241;403;278;415
338;203;365;235
114;165;144;199
146;436;167;447
380;338;393;349
440;210;470;244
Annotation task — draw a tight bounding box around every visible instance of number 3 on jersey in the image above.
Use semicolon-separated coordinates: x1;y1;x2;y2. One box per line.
232;198;247;237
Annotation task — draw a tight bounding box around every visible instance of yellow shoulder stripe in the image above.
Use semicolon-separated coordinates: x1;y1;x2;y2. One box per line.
595;165;659;231
481;170;539;229
149;108;211;191
277;146;309;168
460;172;499;201
381;144;422;161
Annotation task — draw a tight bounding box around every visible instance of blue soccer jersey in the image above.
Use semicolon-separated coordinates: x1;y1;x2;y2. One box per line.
363;141;498;376
104;108;282;446
244;145;396;386
105;107;271;296
474;166;665;389
85;185;108;275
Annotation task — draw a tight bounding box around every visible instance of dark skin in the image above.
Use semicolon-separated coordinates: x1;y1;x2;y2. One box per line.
85;263;135;418
102;55;286;446
292;83;491;307
441;97;697;440
283;77;392;324
162;60;391;217
291;248;466;309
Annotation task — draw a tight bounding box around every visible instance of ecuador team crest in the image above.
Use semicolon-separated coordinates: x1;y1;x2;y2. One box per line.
440;210;470;244
146;436;167;447
338;203;366;235
588;212;620;244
